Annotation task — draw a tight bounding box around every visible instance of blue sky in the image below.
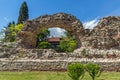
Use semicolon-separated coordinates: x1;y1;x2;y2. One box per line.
0;0;120;30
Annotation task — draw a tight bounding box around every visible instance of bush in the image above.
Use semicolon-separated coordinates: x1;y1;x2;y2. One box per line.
81;49;87;56
86;63;101;80
36;28;50;49
67;63;85;80
37;41;50;49
67;40;77;52
58;40;68;52
58;40;77;52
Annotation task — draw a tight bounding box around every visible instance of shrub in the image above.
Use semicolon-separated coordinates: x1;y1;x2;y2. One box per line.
67;40;77;52
58;40;77;52
36;28;50;42
37;41;50;49
58;40;68;52
86;63;101;80
67;63;85;80
81;49;89;57
81;49;87;56
36;28;50;48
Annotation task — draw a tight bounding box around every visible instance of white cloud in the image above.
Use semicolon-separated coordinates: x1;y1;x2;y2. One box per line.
48;28;66;37
3;17;9;22
56;28;65;33
83;18;99;29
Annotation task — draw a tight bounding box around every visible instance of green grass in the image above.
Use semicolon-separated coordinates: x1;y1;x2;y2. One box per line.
0;71;119;80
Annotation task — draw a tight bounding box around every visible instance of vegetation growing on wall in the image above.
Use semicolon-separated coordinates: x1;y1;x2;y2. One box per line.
3;22;23;42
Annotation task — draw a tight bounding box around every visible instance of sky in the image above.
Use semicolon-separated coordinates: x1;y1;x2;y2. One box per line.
0;0;120;36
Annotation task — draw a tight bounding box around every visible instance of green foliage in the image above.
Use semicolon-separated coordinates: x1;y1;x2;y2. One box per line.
37;28;50;42
67;63;101;80
17;1;29;24
67;40;77;52
3;22;23;42
58;40;68;52
3;1;27;42
64;32;74;39
37;41;50;49
4;22;16;42
81;49;86;56
58;39;77;52
81;49;89;57
67;63;85;80
15;24;24;32
0;71;118;80
36;28;50;48
86;63;101;80
6;44;13;48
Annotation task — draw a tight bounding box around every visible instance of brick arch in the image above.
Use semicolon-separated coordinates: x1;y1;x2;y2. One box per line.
17;13;84;48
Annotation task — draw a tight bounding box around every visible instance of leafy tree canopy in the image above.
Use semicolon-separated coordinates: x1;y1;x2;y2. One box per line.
58;32;77;52
36;28;50;48
3;22;23;42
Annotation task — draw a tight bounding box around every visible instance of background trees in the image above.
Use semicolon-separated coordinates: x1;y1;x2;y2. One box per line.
1;1;77;52
4;21;16;42
3;22;23;42
58;32;77;52
36;28;50;48
37;28;50;42
17;1;29;24
1;1;29;42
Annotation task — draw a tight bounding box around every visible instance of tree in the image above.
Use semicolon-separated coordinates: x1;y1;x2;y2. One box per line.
37;28;50;42
17;1;29;24
58;32;77;52
67;40;77;52
15;24;24;32
86;63;101;80
36;28;50;48
64;31;75;40
4;21;16;42
67;63;85;80
3;22;23;42
58;40;68;52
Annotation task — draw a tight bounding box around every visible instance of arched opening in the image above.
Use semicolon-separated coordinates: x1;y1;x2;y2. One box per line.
36;27;78;52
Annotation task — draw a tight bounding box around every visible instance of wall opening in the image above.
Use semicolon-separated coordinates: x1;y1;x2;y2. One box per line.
36;27;77;52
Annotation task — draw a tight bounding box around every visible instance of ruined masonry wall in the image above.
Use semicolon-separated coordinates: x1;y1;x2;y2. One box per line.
0;60;120;71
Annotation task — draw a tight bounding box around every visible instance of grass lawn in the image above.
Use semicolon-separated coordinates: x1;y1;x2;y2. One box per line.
0;71;119;80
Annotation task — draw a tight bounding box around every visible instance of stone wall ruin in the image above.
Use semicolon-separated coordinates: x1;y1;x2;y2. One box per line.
17;13;84;49
17;13;120;50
